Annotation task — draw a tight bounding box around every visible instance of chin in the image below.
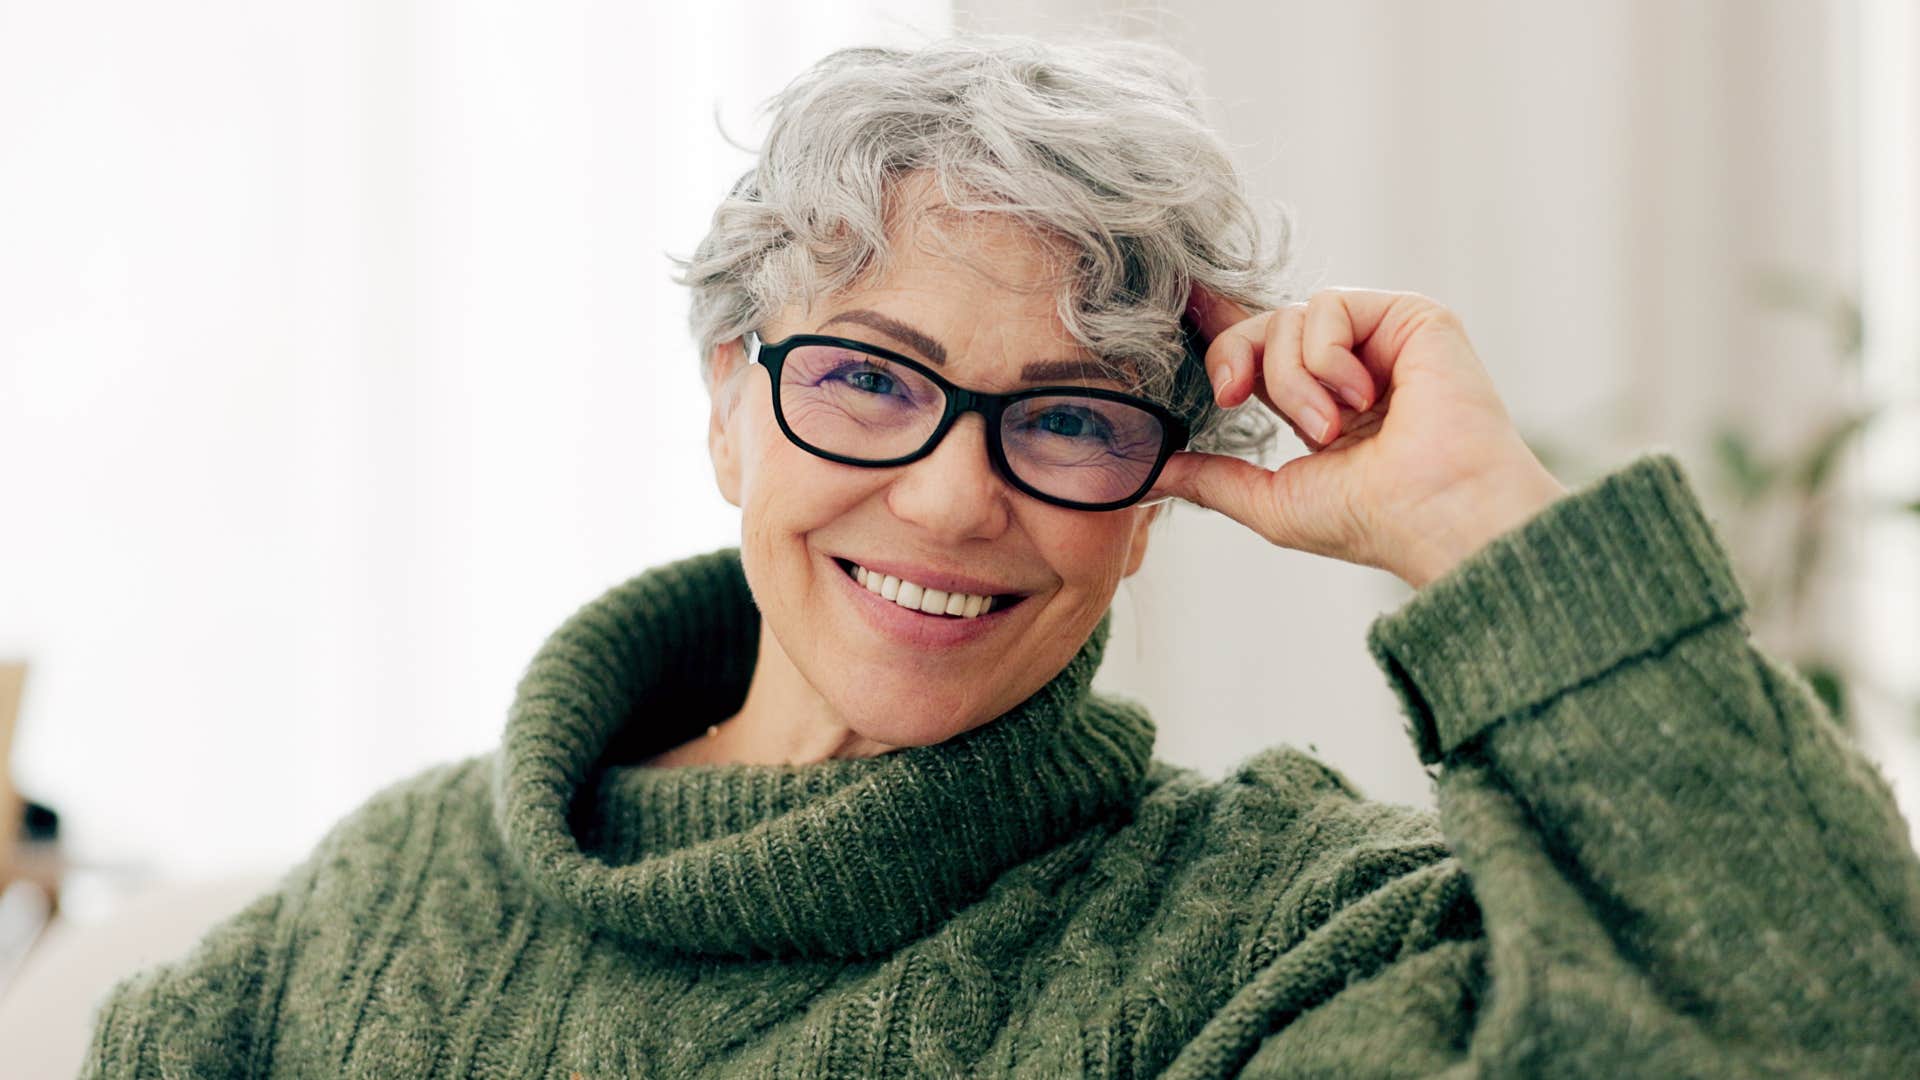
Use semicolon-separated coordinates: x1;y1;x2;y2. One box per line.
830;686;996;748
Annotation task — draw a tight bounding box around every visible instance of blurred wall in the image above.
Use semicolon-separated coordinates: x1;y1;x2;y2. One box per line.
1855;0;1920;830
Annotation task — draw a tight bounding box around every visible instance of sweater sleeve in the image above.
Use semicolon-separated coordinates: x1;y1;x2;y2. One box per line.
1193;451;1920;1078
77;882;293;1080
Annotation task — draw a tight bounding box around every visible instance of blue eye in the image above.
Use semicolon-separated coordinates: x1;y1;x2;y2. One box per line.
1029;406;1113;442
841;368;898;396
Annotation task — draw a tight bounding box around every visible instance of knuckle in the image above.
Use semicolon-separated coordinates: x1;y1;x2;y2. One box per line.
1395;291;1460;328
1421;303;1464;333
1292;362;1336;392
1300;347;1347;379
1269;304;1307;343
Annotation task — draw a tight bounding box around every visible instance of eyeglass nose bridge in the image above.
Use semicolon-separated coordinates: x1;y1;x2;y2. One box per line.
935;386;1010;431
906;385;1021;481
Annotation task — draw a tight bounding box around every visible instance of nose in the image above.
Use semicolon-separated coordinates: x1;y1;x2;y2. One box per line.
884;412;1012;542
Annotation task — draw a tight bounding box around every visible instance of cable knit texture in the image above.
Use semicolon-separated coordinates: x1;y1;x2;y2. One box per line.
79;451;1920;1077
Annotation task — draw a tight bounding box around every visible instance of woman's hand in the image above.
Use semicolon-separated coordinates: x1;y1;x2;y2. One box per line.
1146;287;1569;589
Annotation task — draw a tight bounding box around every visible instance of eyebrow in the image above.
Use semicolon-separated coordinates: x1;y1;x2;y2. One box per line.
817;308;1130;385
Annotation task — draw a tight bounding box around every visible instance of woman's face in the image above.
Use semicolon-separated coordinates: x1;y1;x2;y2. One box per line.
705;201;1162;748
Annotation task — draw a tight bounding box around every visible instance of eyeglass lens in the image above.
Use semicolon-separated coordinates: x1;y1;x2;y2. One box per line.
777;342;1168;506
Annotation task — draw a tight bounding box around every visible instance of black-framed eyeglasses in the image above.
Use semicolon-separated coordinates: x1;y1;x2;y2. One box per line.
745;330;1191;511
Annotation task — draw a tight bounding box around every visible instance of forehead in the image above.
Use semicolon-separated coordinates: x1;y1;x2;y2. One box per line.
813;306;1136;389
797;190;1143;387
875;203;1074;334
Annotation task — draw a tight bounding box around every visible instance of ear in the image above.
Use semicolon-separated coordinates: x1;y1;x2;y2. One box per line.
707;338;746;508
1121;501;1163;578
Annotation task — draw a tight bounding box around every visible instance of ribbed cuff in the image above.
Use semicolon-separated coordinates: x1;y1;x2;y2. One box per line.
1365;451;1750;765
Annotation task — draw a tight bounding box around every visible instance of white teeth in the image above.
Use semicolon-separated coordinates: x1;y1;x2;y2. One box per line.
846;562;1002;619
897;581;924;609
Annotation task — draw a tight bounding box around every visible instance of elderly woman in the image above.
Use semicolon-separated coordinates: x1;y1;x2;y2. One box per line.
84;36;1920;1079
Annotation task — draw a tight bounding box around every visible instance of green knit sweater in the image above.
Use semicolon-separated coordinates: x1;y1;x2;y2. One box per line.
80;452;1920;1078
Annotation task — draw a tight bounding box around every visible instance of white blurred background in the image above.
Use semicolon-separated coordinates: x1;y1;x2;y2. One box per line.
2;0;1916;932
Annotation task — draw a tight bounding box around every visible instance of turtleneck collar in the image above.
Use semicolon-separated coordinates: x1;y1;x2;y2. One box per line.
489;548;1157;959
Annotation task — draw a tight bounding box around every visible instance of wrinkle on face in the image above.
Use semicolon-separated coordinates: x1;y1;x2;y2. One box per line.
683;178;1161;765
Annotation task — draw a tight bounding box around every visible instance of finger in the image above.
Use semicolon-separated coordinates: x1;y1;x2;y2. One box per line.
1146;449;1327;551
1310;287;1453;385
1204;309;1275;407
1144;447;1267;530
1262;304;1345;445
1185;284;1256;343
1205;305;1341;451
1302;292;1378;412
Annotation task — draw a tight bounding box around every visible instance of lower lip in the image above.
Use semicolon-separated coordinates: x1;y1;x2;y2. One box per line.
830;556;1020;649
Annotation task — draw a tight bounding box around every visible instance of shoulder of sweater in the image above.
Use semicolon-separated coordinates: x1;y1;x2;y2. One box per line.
1088;687;1385;817
1084;747;1458;969
1132;745;1447;874
315;752;492;840
293;751;505;900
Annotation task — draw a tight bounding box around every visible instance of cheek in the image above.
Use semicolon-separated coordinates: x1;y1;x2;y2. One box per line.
1033;516;1138;594
735;414;809;511
739;428;876;541
730;407;782;494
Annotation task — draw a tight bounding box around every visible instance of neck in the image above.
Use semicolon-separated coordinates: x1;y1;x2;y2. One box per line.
642;621;898;767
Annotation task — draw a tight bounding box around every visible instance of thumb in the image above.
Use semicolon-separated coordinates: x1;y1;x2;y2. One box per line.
1148;450;1298;548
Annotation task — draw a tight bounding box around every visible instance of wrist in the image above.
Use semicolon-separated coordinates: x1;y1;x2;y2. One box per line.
1390;465;1569;590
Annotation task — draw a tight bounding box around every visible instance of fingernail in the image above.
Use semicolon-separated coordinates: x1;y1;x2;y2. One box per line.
1338;385;1368;411
1214;365;1236;400
1299;404;1330;441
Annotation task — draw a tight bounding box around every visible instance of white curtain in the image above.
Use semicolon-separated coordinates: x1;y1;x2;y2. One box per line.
1856;0;1920;831
0;1;949;890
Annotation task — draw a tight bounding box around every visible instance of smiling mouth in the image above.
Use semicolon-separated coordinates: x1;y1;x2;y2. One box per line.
832;558;1026;619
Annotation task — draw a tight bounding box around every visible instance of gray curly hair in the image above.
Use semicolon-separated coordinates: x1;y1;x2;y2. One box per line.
675;34;1295;458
